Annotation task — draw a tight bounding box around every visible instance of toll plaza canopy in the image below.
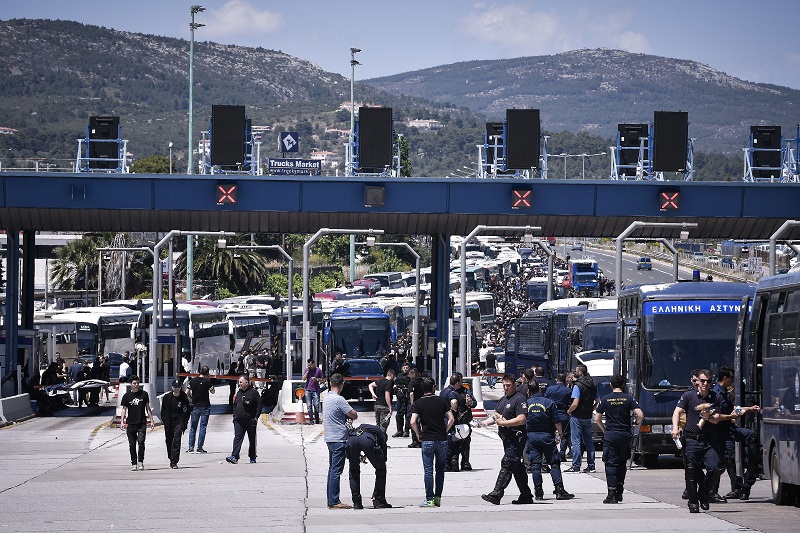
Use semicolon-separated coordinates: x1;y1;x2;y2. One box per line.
1;172;799;239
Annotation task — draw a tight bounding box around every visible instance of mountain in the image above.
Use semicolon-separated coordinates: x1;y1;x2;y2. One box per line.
365;48;800;154
0;21;756;179
0;18;482;175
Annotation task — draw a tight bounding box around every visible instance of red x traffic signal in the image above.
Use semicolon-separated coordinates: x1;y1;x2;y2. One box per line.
216;184;238;205
659;190;679;211
512;188;532;209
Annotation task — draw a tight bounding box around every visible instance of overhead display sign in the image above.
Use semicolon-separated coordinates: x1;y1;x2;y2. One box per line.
268;158;321;175
511;188;532;209
216;184;238;204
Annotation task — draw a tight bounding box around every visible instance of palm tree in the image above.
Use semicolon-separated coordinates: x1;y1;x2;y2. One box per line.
173;235;273;296
51;236;104;290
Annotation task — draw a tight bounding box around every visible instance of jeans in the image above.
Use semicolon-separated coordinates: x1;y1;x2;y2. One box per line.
306;390;321;424
570;417;595;469
421;440;447;500
188;405;211;449
327;441;347;507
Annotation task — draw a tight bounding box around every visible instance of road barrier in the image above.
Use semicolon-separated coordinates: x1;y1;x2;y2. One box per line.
0;393;35;426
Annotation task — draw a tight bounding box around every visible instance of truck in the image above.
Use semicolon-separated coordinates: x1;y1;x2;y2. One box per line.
568;258;599;296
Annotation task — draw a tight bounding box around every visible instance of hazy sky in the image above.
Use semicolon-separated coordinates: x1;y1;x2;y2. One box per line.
4;0;799;89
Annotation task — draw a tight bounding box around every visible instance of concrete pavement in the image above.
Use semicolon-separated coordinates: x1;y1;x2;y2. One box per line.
0;388;769;532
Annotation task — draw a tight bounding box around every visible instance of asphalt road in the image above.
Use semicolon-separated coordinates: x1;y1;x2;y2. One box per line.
2;388;797;532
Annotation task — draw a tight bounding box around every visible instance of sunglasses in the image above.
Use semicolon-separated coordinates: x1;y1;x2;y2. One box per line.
698;379;710;383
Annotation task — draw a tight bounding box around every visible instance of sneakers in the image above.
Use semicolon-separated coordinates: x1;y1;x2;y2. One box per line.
196;448;208;454
225;456;238;464
131;463;139;471
137;462;144;471
170;463;178;469
392;431;404;438
407;442;421;448
433;496;441;507
250;458;257;464
461;462;473;471
563;466;581;473
402;432;410;438
187;448;194;454
372;499;393;509
328;502;352;509
582;466;596;473
419;499;436;508
353;501;364;510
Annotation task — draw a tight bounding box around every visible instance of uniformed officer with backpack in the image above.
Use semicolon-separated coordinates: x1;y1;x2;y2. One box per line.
345;424;393;509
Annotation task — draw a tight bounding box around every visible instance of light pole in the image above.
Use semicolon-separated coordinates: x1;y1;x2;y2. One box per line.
363;240;421;361
560;153;568;179
149;230;232;389
614;222;696;291
579;151;606;179
187;5;205;175
349;47;361;177
224;245;294;378
459;225;541;376
169;142;173;174
302;228;382;366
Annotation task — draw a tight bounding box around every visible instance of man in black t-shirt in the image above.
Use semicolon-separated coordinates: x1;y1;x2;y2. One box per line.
671;369;723;513
595;374;644;503
392;362;411;438
407;368;424;448
161;379;191;468
187;365;216;453
120;376;154;471
369;369;395;433
410;378;454;508
477;374;534;505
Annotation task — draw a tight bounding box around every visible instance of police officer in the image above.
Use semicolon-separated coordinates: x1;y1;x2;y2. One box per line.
545;373;573;461
525;381;574;500
709;367;760;500
595;374;644;503
671;369;723;513
346;424;392;509
392;361;411;438
477;374;534;505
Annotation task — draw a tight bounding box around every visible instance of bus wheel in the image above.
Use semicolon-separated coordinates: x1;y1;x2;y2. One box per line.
770;446;796;505
642;453;658;469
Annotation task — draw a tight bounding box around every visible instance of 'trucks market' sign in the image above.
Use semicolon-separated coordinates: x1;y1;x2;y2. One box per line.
268;158;321;175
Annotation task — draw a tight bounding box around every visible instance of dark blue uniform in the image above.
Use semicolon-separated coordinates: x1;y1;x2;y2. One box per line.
677;388;722;508
545;382;572;457
525;394;565;490
346;424;389;506
482;390;532;503
596;392;639;497
711;382;757;498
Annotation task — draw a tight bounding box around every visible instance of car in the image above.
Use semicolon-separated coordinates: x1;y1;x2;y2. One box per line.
636;257;652;271
706;255;720;266
720;257;735;269
337;358;384;402
571;242;583;251
692;251;705;262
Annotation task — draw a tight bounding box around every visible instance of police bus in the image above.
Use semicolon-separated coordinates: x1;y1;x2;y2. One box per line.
738;272;800;504
616;281;755;468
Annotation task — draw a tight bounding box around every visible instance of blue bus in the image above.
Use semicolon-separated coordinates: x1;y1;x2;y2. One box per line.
616;281;755;468
323;307;396;361
740;272;800;504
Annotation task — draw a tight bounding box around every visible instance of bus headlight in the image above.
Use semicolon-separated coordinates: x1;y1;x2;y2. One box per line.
650;425;664;433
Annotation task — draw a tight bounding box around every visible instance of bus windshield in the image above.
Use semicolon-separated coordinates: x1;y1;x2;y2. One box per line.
584;322;616;351
331;317;390;358
642;311;738;388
